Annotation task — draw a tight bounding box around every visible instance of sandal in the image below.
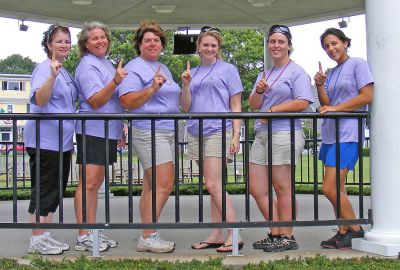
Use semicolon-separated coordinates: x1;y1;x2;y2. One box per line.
216;242;244;253
191;241;225;249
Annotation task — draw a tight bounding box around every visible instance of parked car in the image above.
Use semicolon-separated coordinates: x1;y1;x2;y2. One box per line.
0;144;26;155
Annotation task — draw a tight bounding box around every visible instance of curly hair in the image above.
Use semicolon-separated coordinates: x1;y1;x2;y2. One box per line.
41;24;71;58
77;21;112;58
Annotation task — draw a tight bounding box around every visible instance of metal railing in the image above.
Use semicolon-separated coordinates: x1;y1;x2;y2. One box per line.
0;112;371;255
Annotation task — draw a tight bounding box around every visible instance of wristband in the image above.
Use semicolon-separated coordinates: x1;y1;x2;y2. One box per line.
315;83;324;87
113;78;120;85
256;90;264;95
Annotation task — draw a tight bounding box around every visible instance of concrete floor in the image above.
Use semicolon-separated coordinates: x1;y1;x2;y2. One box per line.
0;194;380;265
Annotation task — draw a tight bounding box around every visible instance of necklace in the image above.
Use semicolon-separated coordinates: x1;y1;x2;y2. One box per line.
326;57;350;98
142;58;172;85
59;67;76;104
192;59;218;89
264;59;291;95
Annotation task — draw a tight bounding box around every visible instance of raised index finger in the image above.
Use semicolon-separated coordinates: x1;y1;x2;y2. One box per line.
52;52;56;62
118;59;124;69
318;61;323;73
186;60;190;72
156;64;161;74
262;70;266;80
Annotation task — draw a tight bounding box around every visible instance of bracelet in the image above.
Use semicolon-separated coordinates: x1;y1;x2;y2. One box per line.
315;83;324;87
113;78;120;85
255;90;264;95
269;106;274;113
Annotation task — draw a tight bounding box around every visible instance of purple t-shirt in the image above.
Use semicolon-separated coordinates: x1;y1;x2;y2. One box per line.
24;59;77;151
75;53;123;140
186;60;243;136
321;57;374;144
252;61;314;131
118;57;180;130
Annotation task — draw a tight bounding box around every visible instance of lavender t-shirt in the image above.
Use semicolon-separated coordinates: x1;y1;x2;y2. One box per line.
24;59;77;151
186;60;243;136
118;57;180;130
252;61;314;131
75;53;123;140
321;57;374;144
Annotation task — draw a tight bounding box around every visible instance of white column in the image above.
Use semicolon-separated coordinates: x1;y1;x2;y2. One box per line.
352;0;400;256
263;29;273;70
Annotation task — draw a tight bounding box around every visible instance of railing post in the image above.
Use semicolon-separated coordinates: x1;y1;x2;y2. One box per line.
227;228;244;257
90;229;102;258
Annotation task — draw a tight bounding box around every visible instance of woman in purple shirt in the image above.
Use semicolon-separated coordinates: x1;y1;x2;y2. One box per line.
181;26;243;253
314;28;373;250
248;25;314;252
119;20;180;253
74;21;127;252
24;24;77;255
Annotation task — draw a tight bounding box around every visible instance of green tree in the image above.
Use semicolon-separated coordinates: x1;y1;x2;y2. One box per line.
222;29;264;112
63;45;80;75
0;54;37;74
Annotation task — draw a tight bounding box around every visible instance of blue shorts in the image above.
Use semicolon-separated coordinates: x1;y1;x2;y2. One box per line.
319;143;359;170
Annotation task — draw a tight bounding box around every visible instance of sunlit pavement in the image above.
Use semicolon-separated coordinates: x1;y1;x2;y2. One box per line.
0;194;380;265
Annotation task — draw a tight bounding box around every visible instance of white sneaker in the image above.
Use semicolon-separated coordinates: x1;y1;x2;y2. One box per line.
152;231;175;247
136;232;175;253
28;237;63;255
74;233;109;252
98;230;118;248
44;233;70;251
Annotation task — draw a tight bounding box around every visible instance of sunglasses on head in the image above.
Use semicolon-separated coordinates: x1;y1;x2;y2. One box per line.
200;26;221;34
47;24;69;40
269;25;290;35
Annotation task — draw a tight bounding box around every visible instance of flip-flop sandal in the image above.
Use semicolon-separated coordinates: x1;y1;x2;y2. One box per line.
191;241;225;249
216;242;244;253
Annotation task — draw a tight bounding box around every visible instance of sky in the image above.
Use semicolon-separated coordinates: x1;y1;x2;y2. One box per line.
0;15;367;78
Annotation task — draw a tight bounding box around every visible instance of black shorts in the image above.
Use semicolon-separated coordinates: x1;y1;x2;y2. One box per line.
76;134;118;165
27;148;71;216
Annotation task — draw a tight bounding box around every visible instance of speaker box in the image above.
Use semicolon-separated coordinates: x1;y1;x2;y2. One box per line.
173;34;198;55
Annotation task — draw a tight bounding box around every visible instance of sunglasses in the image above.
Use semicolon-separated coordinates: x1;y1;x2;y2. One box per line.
269;25;290;35
47;24;69;41
200;26;221;34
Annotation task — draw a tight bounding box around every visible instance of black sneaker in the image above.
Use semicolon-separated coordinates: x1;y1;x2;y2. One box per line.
320;231;345;249
335;228;364;250
263;234;298;252
253;233;275;249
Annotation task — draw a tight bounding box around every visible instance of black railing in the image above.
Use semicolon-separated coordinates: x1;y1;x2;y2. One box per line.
0;112;371;231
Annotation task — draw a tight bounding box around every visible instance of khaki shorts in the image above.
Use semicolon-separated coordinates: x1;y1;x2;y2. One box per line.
131;127;175;171
249;130;305;165
187;131;233;161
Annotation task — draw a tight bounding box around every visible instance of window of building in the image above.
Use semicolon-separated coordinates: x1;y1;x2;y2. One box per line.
1;81;25;91
7;105;13;113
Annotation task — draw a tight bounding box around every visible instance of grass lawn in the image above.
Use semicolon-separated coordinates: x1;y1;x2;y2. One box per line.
1;255;399;270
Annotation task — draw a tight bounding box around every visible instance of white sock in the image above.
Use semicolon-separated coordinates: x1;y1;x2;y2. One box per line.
31;235;44;243
77;234;87;242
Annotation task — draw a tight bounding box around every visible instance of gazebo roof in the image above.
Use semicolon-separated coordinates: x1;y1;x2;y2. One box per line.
0;0;364;29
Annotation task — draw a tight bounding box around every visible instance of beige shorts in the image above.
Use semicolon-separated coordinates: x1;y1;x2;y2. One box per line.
249;130;305;165
187;131;233;161
131;127;175;171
